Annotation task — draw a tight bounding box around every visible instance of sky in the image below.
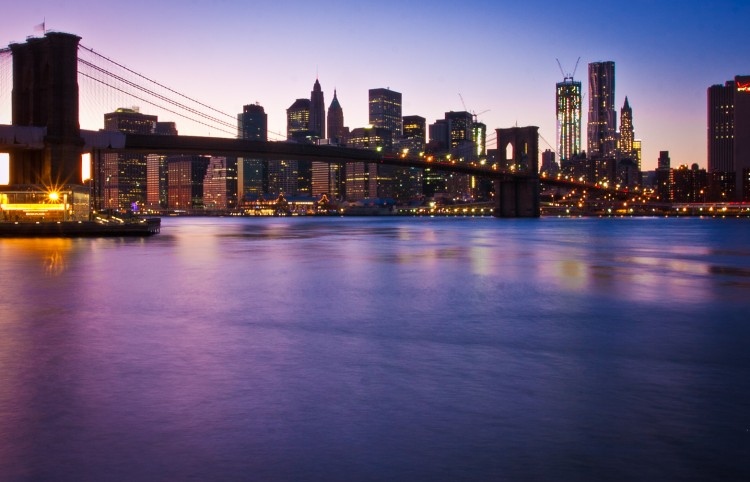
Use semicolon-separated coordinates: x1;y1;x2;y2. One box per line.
1;0;749;170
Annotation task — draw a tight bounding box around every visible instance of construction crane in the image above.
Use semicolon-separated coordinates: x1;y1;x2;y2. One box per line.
556;57;581;81
458;93;490;123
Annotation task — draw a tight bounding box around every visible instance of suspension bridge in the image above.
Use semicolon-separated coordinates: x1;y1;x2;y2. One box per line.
0;31;628;218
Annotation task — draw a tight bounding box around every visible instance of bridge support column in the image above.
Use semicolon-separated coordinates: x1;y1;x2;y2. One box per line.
493;176;540;218
9;32;83;186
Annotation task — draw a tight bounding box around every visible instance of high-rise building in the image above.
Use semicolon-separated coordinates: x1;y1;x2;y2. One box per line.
310;79;325;140
587;61;617;159
203;157;231;210
618;97;634;156
285;99;312;196
327;90;346;141
344;127;389;200
708;75;750;200
287;98;312;141
656;151;672;202
146;122;178;210
237;103;268;201
369;88;402;141
167;155;210;210
402;115;426;147
556;77;582;161
100;107;156;210
238;103;268;141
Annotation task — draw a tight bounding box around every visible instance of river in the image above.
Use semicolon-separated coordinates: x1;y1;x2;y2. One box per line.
1;216;749;480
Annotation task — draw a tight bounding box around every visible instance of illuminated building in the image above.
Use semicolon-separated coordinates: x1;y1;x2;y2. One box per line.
285;99;312;195
287;99;312;141
101;107;156;210
708;75;750;200
327;90;346;141
310;79;325;139
556;77;582;161
344;127;389;200
202;156;236;210
238;103;268;198
369;88;402;141
618;97;635;157
403;115;426;145
268;160;299;196
238;103;268;141
672;164;708;203
587;61;617;159
167;155;210;210
146;121;177;210
655;151;672;202
633;139;642;171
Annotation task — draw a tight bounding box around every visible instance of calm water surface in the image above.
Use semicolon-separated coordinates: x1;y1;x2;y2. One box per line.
0;217;749;481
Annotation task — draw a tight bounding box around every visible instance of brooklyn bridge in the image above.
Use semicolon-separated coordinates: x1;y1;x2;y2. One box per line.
0;31;632;218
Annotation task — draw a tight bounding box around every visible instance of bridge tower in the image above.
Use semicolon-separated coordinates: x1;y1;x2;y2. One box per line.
9;32;83;185
494;126;540;217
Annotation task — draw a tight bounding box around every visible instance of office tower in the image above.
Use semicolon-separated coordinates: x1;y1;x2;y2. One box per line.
541;149;558;176
287;98;312;140
708;76;750;200
327;90;346;141
587;61;617;159
403;115;426;146
167;155;210;210
146;122;178;210
101;107;156;210
344;127;389;200
310;78;325;139
556;77;582;161
633;139;642;171
203;157;231;210
369;88;402;141
673;164;708;203
473;121;487;159
618;97;634;156
285;99;312;195
238;103;268;141
238;104;268;200
656;151;672;202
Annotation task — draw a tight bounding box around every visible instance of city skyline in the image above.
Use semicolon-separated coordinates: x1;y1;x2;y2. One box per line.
1;0;749;171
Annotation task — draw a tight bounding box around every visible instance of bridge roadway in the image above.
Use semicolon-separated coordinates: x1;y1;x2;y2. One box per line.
116;133;526;181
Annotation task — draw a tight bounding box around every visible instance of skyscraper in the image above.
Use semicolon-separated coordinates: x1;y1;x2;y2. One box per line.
368;88;402;141
556;77;582;161
587;61;617;159
327;90;346;141
238;103;268;141
618;97;634;156
100;107;156;210
237;104;268;200
310;79;325;140
287;98;312;141
708;75;750;200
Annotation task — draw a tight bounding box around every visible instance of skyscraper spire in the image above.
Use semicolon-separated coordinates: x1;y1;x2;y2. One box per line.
327;89;344;141
310;77;325;139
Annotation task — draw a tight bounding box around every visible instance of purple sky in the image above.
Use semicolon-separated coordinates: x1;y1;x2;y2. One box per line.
2;0;749;170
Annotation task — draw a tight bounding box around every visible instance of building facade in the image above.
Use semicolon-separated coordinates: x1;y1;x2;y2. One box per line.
327;90;346;141
368;88;402;141
556;77;582;161
587;61;617;159
100;107;156;210
237;103;268;200
708;75;750;200
310;79;325;140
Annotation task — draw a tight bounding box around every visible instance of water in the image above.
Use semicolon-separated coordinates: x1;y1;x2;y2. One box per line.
1;216;749;481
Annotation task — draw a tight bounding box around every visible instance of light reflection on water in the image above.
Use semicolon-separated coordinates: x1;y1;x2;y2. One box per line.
0;217;749;480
